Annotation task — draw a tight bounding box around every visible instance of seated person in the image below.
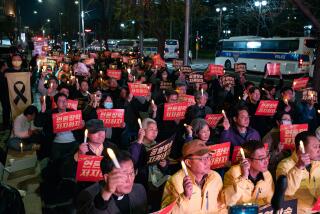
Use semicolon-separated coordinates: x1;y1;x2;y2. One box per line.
76;150;147;214
276;131;320;213
223;140;274;206
8;105;42;151
0;182;25;214
161;139;226;213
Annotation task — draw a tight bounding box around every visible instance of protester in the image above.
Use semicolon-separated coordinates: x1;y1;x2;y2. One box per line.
220;105;260;148
161;139;226;213
76;150;147;214
222;140;274;206
184;91;212;124
276;131;320;213
8;105;42;151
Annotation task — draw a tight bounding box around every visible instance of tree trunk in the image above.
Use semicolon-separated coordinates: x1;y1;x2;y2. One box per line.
290;0;320;91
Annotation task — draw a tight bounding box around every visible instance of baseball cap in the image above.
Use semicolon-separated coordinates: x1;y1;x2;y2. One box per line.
86;119;105;134
182;139;210;159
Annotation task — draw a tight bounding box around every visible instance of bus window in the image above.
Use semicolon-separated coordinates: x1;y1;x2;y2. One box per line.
233;41;246;51
223;41;233;50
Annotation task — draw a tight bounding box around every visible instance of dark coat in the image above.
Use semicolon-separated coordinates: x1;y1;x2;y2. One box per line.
76;182;147;214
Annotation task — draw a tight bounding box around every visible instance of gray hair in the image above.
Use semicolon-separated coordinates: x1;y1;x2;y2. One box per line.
194;91;208;100
142;118;157;129
190;118;209;138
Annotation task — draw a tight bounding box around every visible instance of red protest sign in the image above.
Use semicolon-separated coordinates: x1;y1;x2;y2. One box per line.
208;64;224;76
292;77;309;91
188;72;204;83
122;56;129;63
231;146;242;164
106;69;122;80
163;102;188;121
128;83;151;97
52;110;82;133
232;143;269;164
267;63;281;76
150;201;176;214
75;155;103;182
96;109;125;128
209;142;230;169
178;94;196;107
255;100;279;116
153;54;166;68
147;135;175;164
280;124;308;150
205;114;224;128
67;99;78;111
312;197;320;212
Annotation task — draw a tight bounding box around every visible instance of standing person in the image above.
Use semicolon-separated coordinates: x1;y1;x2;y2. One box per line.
0;60;10;130
276;131;320;213
222;140;274;206
161;140;226;213
76;150;148;214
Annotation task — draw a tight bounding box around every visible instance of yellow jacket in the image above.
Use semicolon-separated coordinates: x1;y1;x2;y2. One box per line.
276;152;320;213
222;165;274;207
161;169;227;214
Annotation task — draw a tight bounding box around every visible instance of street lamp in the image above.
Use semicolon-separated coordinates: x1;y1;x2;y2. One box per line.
216;7;227;38
33;10;38;14
120;23;125;28
47;19;50;23
74;1;79;5
38;0;43;3
255;1;267;35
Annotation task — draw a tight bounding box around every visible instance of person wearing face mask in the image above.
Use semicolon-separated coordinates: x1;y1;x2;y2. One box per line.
5;54;26;73
184;118;213;145
262;112;292;179
276;131;320;213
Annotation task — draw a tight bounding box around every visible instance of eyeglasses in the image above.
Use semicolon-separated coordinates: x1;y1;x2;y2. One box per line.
187;156;212;162
248;153;270;162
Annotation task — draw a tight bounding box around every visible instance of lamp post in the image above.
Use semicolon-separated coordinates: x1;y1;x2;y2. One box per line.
59;12;63;38
255;0;267;35
216;7;227;38
75;1;81;51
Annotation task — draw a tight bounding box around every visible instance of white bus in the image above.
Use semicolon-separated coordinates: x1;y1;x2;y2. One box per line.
215;36;317;75
164;39;179;60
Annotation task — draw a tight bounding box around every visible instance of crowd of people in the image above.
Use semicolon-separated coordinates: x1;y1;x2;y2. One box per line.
0;49;320;214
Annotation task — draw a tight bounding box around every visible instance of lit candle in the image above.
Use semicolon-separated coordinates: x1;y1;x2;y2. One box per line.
240;148;246;159
67;80;69;84
50;83;53;88
43;96;46;104
201;88;204;96
299;140;305;154
138;118;142;128
84;129;88;143
100;70;103;75
181;160;188;176
239;96;241;100
184;123;188;127
107;148;121;169
133;76;136;82
284;99;288;105
20;142;23;153
222;110;227;118
151;99;155;105
127;68;131;74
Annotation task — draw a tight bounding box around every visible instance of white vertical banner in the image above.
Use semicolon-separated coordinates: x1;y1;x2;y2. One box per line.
6;72;32;119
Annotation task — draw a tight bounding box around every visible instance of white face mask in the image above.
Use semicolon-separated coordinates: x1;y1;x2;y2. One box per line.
281;120;292;125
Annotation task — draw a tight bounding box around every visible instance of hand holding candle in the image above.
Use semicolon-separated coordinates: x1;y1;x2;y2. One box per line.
181;160;188;176
299;140;305;154
20;142;23;153
107;148;121;169
84;129;88;143
138;118;142;129
240;148;246;159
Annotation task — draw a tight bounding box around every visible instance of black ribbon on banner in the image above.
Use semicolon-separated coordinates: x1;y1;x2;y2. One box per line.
13;81;28;105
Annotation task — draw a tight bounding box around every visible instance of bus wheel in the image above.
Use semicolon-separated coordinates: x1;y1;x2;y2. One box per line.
225;60;232;70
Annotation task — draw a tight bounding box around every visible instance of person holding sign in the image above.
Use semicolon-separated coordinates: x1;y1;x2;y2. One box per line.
76;150;148;214
129;118;170;212
74;80;91;110
161;140;226;213
34;93;83;160
184;90;212;124
276;131;320;213
222;140;274;207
